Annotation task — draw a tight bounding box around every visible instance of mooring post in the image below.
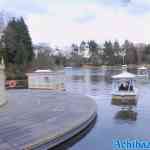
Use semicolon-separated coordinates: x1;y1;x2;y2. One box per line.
0;57;7;106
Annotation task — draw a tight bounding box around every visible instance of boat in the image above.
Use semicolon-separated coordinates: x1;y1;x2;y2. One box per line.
136;66;149;80
64;66;73;69
112;65;138;106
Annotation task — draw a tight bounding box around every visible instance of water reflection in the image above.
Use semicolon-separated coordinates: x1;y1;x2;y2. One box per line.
111;95;138;122
71;76;85;82
90;75;104;83
115;107;137;121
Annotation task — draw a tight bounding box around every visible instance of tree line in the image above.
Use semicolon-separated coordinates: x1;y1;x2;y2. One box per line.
1;15;150;79
63;40;150;67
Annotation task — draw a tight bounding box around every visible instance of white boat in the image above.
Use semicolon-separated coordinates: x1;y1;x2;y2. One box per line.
136;66;149;80
64;67;73;69
112;65;138;105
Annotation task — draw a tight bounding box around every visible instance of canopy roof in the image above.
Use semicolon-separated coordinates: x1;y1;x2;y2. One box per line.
35;69;52;73
112;71;136;79
138;66;147;70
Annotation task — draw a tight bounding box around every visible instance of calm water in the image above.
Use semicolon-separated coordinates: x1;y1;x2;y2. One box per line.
60;67;150;150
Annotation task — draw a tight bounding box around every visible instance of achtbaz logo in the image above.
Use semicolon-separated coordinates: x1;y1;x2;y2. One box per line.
112;139;150;150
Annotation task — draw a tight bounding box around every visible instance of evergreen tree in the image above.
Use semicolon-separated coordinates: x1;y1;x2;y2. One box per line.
122;40;138;64
143;44;150;64
103;41;114;65
113;41;121;65
88;40;100;65
88;40;98;56
113;41;120;55
2;17;33;66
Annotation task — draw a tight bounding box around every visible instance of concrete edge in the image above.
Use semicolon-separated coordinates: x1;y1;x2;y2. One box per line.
23;106;97;150
0;99;8;107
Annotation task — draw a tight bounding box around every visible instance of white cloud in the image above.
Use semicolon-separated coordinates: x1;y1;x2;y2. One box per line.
26;2;150;47
0;0;48;16
3;0;149;46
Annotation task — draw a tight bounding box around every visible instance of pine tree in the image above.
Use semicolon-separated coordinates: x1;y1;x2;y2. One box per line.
122;40;138;64
88;40;99;65
2;17;33;66
1;17;33;79
103;41;114;65
113;41;121;65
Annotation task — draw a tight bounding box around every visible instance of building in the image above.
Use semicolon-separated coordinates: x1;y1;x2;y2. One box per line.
79;43;90;58
33;43;52;58
26;69;65;90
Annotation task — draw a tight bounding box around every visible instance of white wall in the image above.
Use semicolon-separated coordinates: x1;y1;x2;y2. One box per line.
27;71;64;90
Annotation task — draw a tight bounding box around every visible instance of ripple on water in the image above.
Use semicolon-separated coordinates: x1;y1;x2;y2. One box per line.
63;68;150;150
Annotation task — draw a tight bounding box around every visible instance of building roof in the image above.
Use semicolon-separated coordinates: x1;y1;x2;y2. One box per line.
112;71;136;79
34;69;52;73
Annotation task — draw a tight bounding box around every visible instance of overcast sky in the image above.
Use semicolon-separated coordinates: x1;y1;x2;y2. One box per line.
1;0;150;47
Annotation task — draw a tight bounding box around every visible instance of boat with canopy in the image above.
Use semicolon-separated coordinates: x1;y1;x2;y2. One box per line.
112;65;138;105
136;66;149;80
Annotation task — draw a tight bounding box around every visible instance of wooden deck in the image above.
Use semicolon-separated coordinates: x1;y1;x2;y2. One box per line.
0;90;96;150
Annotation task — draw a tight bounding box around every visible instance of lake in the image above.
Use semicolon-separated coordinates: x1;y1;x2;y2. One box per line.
53;67;150;150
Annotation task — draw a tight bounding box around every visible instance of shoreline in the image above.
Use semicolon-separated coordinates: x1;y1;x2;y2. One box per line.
80;64;150;69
